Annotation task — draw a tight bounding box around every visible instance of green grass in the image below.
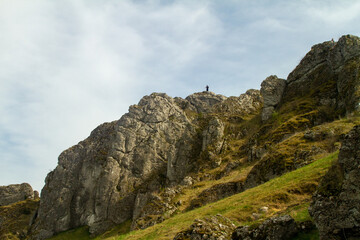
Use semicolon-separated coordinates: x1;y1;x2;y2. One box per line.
48;152;338;240
116;152;338;240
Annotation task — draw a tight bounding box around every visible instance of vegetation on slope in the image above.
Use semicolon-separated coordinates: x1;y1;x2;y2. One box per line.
0;199;39;240
49;152;337;240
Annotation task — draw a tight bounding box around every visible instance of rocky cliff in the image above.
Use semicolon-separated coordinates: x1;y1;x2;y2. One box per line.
309;125;360;240
30;91;262;239
25;34;360;240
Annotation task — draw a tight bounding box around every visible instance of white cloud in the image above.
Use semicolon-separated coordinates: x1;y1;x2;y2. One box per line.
1;0;360;192
0;0;221;191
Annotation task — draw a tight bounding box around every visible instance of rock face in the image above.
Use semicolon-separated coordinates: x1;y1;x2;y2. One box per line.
0;183;35;206
283;34;360;116
309;125;360;240
31;93;200;239
173;214;236;240
185;91;227;113
232;215;298;240
260;75;286;121
244;35;360;189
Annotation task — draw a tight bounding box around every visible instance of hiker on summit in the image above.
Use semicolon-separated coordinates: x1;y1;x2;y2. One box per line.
206;85;209;91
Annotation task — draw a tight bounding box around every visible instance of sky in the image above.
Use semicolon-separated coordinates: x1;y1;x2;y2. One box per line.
1;0;360;192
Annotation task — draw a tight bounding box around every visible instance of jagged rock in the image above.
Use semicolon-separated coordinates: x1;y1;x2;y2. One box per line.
260;75;286;121
173;214;236;240
244;35;360;191
0;183;35;206
186;91;227;113
309;125;360;240
31;93;199;239
202;117;225;153
213;89;263;116
284;35;360;116
232;215;298;240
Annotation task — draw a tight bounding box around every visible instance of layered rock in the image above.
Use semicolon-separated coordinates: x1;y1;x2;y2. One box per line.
309;125;360;240
0;183;35;206
260;75;286;121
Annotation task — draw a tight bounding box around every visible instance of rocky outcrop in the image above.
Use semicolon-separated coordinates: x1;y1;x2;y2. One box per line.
232;215;298;240
31;93;200;239
185;91;227;113
173;214;236;240
213;89;263;116
309;125;360;240
260;75;286;121
0;183;35;206
284;35;360;116
244;35;360;190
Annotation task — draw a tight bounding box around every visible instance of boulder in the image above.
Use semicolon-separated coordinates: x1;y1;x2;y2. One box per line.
261;76;286;106
0;183;34;206
232;215;298;240
260;75;286;121
309;125;360;240
173;214;236;240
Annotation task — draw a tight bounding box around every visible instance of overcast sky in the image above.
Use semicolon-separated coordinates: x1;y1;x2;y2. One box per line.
1;0;360;192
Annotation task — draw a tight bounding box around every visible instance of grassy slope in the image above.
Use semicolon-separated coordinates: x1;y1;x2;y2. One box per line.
50;152;337;240
0;199;39;240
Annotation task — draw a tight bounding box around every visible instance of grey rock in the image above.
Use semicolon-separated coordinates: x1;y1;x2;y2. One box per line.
260;75;286;121
202;117;225;153
260;75;286;107
186;91;227;113
31;93;198;239
309;125;360;240
0;183;34;206
174;214;236;240
232;215;298;240
213;89;263;116
284;35;360;116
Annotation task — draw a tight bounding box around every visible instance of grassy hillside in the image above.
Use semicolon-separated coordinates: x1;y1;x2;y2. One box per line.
49;151;337;240
0;199;39;240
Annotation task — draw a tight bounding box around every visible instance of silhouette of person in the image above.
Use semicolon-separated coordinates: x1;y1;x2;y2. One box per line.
206;85;209;91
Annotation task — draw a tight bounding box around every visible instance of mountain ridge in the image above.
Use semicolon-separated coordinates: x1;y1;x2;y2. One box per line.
1;34;360;240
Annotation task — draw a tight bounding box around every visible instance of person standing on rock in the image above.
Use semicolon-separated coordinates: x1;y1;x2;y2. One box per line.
206;85;209;91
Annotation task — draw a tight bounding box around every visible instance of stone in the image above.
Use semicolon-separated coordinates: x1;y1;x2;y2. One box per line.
202;117;225;153
0;183;35;206
232;215;298;240
173;214;236;240
309;125;360;240
260;75;286;121
185;91;227;113
260;75;286;107
213;89;263;116
284;35;360;117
